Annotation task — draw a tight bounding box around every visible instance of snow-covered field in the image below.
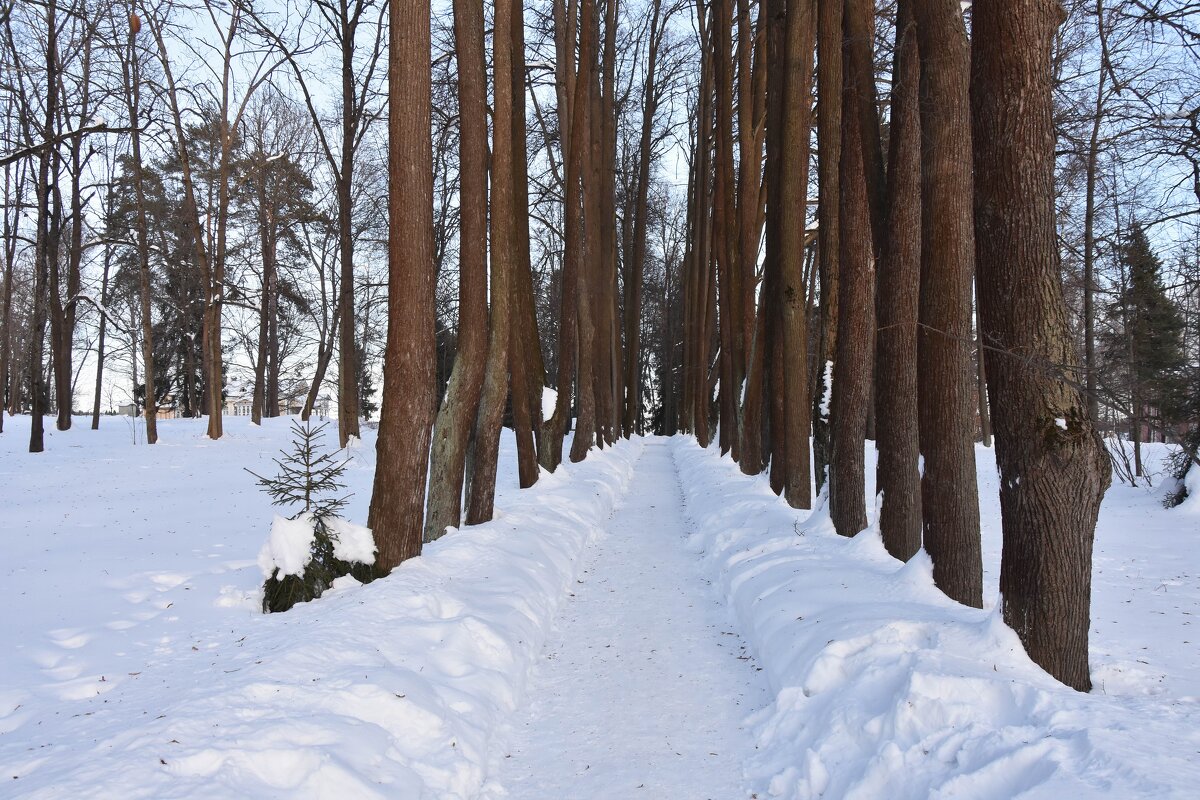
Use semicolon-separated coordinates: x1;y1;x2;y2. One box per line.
0;415;1197;798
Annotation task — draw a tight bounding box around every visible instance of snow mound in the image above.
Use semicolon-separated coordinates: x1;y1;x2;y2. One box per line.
257;514;376;579
5;438;643;799
671;436;1199;799
257;513;319;578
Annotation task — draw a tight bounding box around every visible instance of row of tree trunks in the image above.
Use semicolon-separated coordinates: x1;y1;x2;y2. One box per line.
622;0;666;438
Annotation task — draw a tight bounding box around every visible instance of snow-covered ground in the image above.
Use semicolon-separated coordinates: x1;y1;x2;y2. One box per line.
0;415;1197;797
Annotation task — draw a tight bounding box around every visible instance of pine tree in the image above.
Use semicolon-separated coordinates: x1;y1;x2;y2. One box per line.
248;420;371;612
1103;225;1188;430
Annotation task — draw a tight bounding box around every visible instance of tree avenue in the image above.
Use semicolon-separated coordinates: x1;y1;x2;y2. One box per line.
5;0;1198;694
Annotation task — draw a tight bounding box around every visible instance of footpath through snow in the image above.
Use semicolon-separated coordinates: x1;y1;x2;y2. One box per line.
482;441;768;799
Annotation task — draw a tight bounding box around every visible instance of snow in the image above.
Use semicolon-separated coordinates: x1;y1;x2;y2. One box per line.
258;513;320;577
819;360;833;417
540;386;557;422
0;416;639;798
672;436;1200;798
2;416;1197;798
326;517;377;565
481;441;768;798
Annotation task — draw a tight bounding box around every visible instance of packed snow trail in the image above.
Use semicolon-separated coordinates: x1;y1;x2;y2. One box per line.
484;440;770;799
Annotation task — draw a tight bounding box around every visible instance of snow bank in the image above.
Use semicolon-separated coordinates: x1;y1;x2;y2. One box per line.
4;436;642;800
671;436;1199;799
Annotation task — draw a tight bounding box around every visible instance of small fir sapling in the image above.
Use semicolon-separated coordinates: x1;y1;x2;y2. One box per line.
248;420;376;612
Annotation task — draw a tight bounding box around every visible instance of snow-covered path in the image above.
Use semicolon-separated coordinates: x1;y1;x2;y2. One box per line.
485;440;769;799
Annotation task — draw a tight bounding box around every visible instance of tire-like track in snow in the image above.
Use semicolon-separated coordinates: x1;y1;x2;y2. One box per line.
485;439;768;799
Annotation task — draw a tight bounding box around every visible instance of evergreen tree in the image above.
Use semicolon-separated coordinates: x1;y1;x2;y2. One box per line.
248;420;373;612
1102;225;1188;440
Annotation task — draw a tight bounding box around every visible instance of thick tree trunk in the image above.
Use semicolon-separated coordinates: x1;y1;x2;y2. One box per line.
713;0;740;459
762;0;786;492
569;0;601;463
874;0;921;561
465;15;517;522
509;0;545;485
538;0;580;472
972;0;1112;691
913;0;982;607
829;57;873;538
776;0;815;508
367;0;437;572
424;0;490;541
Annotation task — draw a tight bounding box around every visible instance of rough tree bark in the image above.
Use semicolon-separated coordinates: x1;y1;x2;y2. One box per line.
829;50;873;537
465;0;516;521
913;0;982;607
424;0;489;541
713;0;740;458
569;0;601;463
811;0;841;492
776;0;815;508
367;0;437;571
539;0;581;472
874;0;921;561
972;0;1112;691
509;0;547;484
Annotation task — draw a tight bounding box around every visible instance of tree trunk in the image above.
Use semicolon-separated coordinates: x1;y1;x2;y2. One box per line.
467;0;522;519
713;0;740;459
874;0;921;561
812;0;842;493
302;311;339;421
776;0;815;508
252;188;272;425
829;51;873;537
29;0;59;454
147;11;220;439
538;0;580;472
367;0;438;572
971;0;1112;691
91;189;114;431
337;6;362;447
569;0;601;463
508;0;545;486
424;0;490;541
913;0;982;607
